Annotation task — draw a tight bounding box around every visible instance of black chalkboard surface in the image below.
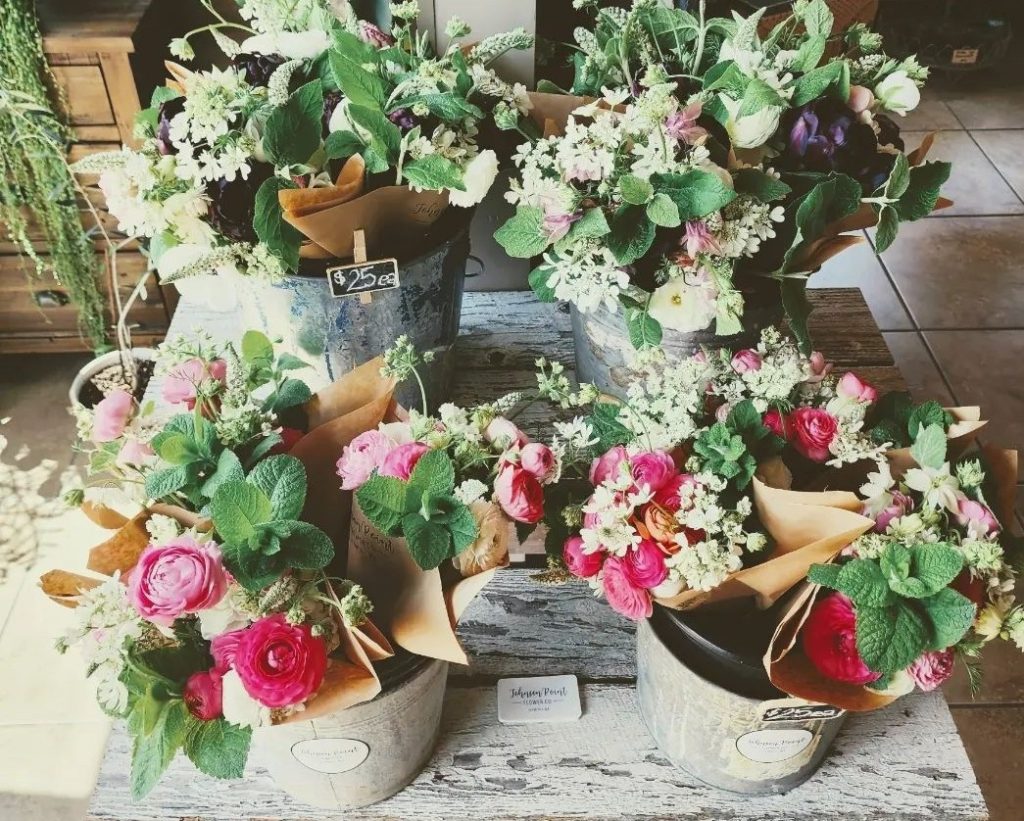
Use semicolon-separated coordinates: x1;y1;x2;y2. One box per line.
326;258;400;298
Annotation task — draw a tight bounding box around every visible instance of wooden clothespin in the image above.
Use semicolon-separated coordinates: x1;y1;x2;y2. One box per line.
353;229;373;305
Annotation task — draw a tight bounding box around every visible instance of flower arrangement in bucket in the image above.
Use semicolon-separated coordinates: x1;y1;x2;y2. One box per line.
498;0;951;365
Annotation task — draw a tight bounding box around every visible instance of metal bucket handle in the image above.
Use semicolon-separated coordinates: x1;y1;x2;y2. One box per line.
465;255;485;279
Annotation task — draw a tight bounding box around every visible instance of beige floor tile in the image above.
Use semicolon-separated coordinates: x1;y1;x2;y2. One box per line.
973;130;1024;200
898;89;963;132
810;235;911;330
882;332;955;404
880;217;1024;329
902;130;1023;217
946;87;1024;129
951;707;1024;821
0;569;26;638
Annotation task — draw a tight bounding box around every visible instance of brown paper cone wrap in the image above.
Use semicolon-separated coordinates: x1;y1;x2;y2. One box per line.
39;570;102;607
886;407;986;477
981;446;1019;530
764;583;898;712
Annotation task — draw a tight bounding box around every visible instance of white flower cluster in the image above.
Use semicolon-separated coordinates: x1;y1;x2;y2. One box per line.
238;0;336;35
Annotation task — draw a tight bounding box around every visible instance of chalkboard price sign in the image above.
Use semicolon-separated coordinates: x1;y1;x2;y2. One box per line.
326;258;400;299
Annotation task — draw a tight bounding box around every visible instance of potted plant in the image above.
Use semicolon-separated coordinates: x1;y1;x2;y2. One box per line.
497;0;950;395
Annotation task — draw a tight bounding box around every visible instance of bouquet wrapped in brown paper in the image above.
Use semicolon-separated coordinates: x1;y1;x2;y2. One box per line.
43;329;400;799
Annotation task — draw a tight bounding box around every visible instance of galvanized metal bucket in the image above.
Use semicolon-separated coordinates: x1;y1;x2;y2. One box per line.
636;617;846;795
238;210;475;410
571;279;786;397
255;654;447;809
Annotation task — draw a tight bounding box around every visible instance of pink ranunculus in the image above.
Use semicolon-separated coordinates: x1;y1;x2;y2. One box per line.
630;451;676;493
92;390;134;443
162;358;227;410
731;349;763;374
763;408;787;438
787;407;839;463
956;499;1001;536
357;20;396;47
211;629;245;674
807;351;832;384
653;473;698;512
801;593;880;685
683;219;721;258
233;614;328;709
582;508;600;530
715;402;732;423
494;464;544;524
848;84;875;114
874;490;915;533
485;417;527;448
601;556;653;620
379;441;431;481
590;445;629;485
127;538;229;627
184;669;224;720
336;430;397;489
116;437;154;466
837;372;878;404
623;539;669;590
908;649;955;692
563;535;603;579
519;442;555;481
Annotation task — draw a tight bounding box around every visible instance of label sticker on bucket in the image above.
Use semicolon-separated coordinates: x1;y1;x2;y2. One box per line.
735;729;813;764
290;738;370;774
326;258;399;299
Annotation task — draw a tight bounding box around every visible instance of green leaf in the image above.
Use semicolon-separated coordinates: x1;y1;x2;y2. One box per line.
919;587;977;651
652;170;736;221
528;265;557;302
693;423;757;489
791;34;827;73
348;104;402;168
151;431;199;465
145;465;191;501
392;93;483;123
895;161;952;222
738;77;788;117
402;513;454;570
210;481;273;544
253;177;302;273
791;61;849;106
447;501;480;554
263;80;324;167
801;0;835;38
402;155;466;192
407;449;455;497
780;277;813;355
276;353;309;372
607;205;656;265
884;544;963;599
220;541;279;591
646;193;681;227
183;718;251;780
241;330;274;365
201;449;245;499
495;206;550;258
807;563;842;589
329;51;385;109
619;174;654;205
248;454;307;521
325;130;366;160
589;402;633;452
625;303;663;350
331;29;381;65
884;154;911;201
856;601;930;675
910;423;947;469
908;401;951;440
274;521;334;569
836;559;896;607
873;205;899;253
130;699;189;800
726;399;768;442
356;474;411;535
733;169;792;202
703;60;747;97
565;207;610;243
267;378;313;413
150;86;181;108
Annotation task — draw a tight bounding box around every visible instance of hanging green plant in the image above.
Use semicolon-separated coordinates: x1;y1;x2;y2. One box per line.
0;0;108;350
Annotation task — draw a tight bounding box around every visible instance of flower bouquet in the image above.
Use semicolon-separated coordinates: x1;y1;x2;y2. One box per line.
499;0;950;363
337;339;557;663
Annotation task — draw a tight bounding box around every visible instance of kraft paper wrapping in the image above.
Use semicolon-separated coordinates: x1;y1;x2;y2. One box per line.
655;457;874;612
886;407;986;477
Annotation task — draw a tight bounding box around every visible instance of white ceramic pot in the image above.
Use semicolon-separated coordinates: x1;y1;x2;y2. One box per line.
68;348;158;407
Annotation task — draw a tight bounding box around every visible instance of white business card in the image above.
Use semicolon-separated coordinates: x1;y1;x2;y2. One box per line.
497;675;582;724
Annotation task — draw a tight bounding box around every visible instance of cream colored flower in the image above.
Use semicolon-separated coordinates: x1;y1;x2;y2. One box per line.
221;670;271;729
449;150;500;207
240;30;330;61
873;71;921;116
648;277;718;333
452;501;510;577
721;96;782;149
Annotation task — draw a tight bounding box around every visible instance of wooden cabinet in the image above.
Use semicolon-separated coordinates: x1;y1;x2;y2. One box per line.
0;0;190;353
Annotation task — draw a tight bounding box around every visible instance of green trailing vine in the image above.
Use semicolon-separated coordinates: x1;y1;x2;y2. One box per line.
0;0;108;349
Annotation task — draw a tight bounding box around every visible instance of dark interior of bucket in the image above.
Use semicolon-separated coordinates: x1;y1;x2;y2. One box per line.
372;647;433;692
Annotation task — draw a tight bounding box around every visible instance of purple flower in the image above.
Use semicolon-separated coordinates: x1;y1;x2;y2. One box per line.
155;96;186;156
205;163;274;244
231;52;287;88
323;90;344;135
388;108;418;132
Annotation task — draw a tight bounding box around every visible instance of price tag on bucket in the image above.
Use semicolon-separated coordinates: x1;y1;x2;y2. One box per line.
326;258;400;299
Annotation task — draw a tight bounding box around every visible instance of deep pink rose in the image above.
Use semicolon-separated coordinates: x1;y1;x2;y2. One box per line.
601;556;653;620
873;490;915;533
128;538;229;627
653;473;698;512
563;535;603;579
837;372;878;404
92;390;134;443
908;649;955;692
494;464;544;524
731;349;763;374
337;430;396;489
184;669;224;720
802;593;880;685
956;499;1001;536
379;442;430;480
519;442;555;480
116;437;154;466
788;407;839;462
233;614;328;708
763;409;787;438
623;539;669;590
630;451;676;493
211;629;245;674
162;358;227;409
590;445;629;485
485;417;526;448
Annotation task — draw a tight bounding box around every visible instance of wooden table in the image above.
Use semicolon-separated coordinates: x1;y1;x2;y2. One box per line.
87;289;988;820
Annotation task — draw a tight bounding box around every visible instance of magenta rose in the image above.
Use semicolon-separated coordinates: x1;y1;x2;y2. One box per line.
908;649;955;692
874;490;915;533
956;499;1001;536
519;442;555;480
653;473;698;512
563;535;603;579
787;407;839;462
337;430;396;490
837;372;878;404
763;408;787;438
184;669;224;721
731;349;763;374
601;556;653;620
630;451;676;493
623;539;669;590
211;628;245;674
494;464;544;524
92;390;134;443
128;538;229;627
162;358;227;409
590;445;628;485
801;593;880;685
233;614;328;708
379;441;431;480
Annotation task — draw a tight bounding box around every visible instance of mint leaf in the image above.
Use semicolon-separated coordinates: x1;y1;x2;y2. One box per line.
873;205;899;253
151;431;199;465
607;204;656;265
693;423;756;489
885;544;963;599
791;61;849;106
733;169;792;202
254;177;302;273
392;92;483;124
210;481;273;545
910;423;947;469
266;378;313;414
807;563;842;589
274;521;334;569
241;330;274;365
528;265;557;302
562;207;610;246
589;402;633;452
919;587;976;651
883;154;911;201
402;513;454;570
145;465;191;501
130;699;189;800
329;51;385;109
408;449;455;497
647;193;681;227
620;174;654;205
895;161;951;222
403;155;466;192
856;600;930;675
652;169;736;220
325;130;365;160
201;449;245;499
625;302;663;350
908;401;951;440
220;541;279;591
183;718;251;780
356;474;411;535
801;0;835;38
495;206;550;258
781;277;814;355
446;501;479;554
738;77;787;117
263;80;324;167
836;559;896;607
348;104;401;169
248;455;307;521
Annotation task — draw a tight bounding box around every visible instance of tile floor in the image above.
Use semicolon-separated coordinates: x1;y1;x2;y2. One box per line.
2;72;1024;819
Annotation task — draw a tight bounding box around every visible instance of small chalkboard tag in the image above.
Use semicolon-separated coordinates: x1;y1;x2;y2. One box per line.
326;258;399;299
758;698;845;724
497;675;582;724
